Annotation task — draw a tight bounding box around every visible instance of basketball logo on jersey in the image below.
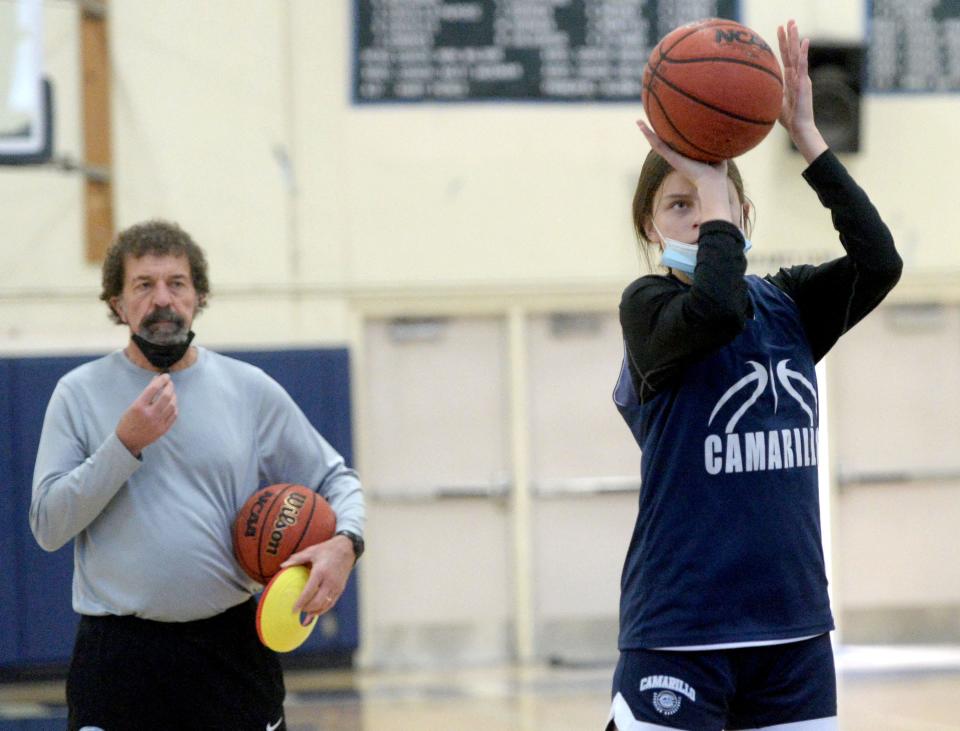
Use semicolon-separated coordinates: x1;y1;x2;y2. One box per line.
640;675;696;716
704;358;819;475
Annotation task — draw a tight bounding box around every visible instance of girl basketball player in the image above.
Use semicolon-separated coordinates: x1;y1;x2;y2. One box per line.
607;20;902;731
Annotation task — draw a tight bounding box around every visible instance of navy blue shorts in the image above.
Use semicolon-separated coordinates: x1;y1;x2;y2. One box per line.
608;634;837;730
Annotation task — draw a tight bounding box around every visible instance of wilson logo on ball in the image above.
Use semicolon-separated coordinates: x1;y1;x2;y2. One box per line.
232;483;337;585
265;490;308;556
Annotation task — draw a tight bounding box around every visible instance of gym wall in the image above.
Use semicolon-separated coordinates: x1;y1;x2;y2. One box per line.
1;0;958;667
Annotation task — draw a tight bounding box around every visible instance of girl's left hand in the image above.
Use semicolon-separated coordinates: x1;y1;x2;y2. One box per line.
777;19;828;162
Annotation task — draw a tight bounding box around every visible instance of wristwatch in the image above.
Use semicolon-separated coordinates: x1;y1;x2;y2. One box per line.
336;530;365;563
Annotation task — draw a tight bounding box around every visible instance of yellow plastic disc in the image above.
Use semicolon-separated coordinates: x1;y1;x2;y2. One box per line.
256;566;318;652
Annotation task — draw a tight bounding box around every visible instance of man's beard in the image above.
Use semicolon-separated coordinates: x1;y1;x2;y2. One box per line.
138;306;190;345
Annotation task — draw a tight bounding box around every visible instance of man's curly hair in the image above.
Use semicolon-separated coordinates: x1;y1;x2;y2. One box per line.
100;220;210;324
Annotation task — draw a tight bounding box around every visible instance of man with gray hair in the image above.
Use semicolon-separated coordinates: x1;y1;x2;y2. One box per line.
30;220;365;730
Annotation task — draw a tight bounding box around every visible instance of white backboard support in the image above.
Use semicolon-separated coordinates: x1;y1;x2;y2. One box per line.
0;0;52;164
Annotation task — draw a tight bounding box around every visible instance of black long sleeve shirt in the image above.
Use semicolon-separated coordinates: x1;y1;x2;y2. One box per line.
620;150;903;403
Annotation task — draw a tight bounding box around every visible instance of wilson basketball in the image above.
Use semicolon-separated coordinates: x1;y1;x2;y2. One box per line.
642;18;783;162
233;483;337;584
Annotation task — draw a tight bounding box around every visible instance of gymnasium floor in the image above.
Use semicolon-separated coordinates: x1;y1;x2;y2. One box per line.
1;645;959;730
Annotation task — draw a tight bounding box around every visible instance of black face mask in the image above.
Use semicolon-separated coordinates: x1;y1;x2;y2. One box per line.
131;331;195;371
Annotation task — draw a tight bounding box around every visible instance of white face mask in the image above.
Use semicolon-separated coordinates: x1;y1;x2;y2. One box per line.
652;216;752;277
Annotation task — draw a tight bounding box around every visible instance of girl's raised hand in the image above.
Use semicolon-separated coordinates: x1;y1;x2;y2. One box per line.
777;19;828;162
636;119;727;186
636;119;732;224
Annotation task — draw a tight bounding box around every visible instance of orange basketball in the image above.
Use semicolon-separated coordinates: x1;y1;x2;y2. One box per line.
642;18;783;162
233;483;337;585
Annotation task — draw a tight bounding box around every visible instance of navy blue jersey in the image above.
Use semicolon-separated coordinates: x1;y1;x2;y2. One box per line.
613;275;834;649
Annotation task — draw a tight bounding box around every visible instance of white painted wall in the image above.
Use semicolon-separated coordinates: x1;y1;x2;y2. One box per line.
6;1;960;350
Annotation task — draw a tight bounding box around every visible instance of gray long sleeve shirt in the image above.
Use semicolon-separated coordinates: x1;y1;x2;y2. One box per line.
30;346;364;621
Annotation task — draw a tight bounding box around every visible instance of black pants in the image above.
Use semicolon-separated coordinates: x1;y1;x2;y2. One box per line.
67;599;285;731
